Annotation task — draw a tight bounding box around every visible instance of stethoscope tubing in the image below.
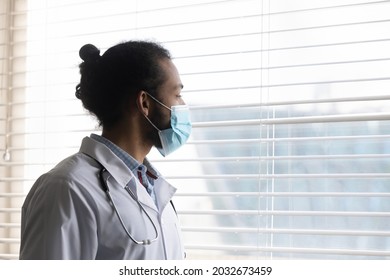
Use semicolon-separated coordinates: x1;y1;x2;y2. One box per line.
99;168;159;245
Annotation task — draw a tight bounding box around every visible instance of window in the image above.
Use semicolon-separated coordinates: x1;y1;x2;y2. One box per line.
1;0;390;260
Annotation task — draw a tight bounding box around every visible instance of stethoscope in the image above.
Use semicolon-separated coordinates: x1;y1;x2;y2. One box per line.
99;167;159;245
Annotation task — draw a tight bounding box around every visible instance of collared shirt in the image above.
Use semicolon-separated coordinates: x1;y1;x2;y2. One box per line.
90;133;157;205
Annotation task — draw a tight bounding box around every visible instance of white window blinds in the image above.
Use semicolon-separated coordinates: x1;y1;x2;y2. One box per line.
1;0;390;260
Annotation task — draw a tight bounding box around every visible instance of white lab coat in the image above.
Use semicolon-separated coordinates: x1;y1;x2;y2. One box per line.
19;136;185;260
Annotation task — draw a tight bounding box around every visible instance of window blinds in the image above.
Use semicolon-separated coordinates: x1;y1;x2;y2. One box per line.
1;0;390;260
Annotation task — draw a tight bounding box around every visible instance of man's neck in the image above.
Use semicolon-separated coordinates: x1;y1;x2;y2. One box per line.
101;129;151;164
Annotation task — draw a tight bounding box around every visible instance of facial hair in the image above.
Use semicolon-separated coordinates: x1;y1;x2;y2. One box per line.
147;105;171;149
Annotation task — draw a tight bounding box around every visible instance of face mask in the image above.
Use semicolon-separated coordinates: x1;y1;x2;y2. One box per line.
143;93;192;157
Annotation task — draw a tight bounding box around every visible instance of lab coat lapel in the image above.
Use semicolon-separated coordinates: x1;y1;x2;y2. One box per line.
128;176;176;213
154;177;177;211
130;179;159;213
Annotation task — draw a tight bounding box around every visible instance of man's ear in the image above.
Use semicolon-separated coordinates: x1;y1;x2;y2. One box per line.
136;91;150;116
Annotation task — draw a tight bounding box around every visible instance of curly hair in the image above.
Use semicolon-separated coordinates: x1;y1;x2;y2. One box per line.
75;40;171;128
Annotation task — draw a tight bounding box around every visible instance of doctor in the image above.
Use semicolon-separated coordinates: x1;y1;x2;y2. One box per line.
19;40;191;260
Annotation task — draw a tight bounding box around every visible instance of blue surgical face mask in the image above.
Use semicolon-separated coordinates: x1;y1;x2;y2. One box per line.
143;93;192;157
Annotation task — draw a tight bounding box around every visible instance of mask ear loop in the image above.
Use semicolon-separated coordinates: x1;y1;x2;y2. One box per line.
142;108;171;157
145;91;172;111
142;91;173;131
144;113;161;132
136;91;162;132
141;91;174;156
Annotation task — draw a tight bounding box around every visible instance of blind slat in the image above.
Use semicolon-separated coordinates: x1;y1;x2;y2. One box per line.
179;210;390;217
165;173;390;180
4;133;390;149
193;113;390;127
2;173;389;182
0;238;19;244
185;244;390;256
2;153;389;166
182;227;390;236
0;223;20;228
188;134;390;145
176;192;390;197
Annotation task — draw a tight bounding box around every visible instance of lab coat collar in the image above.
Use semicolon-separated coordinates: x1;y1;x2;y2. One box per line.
129;175;177;213
154;177;177;211
79;136;177;213
79;136;134;188
128;167;177;213
138;159;177;212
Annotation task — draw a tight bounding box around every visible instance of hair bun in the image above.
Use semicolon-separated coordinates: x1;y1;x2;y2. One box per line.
79;44;100;62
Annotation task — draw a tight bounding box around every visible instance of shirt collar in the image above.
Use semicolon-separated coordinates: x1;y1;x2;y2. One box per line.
90;133;159;179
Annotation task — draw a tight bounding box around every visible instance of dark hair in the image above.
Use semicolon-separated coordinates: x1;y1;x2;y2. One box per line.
75;40;171;127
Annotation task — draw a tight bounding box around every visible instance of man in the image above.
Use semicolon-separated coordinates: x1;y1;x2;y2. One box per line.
19;40;191;259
